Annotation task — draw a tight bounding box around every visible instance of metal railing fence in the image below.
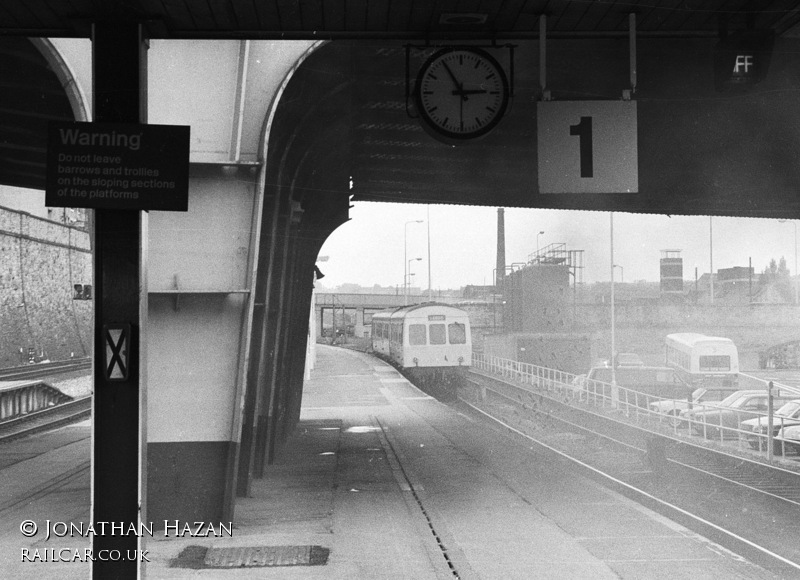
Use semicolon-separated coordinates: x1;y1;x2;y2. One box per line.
470;352;800;460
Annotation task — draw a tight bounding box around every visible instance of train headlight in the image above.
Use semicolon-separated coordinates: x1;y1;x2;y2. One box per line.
413;357;418;366
458;356;464;365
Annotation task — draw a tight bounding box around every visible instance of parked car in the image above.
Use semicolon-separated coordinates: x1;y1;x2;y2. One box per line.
686;390;795;440
585;365;685;405
681;390;753;422
649;386;738;426
775;424;800;454
740;399;800;451
614;352;645;367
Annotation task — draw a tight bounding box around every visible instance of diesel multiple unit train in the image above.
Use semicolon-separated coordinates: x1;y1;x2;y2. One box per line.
371;303;472;397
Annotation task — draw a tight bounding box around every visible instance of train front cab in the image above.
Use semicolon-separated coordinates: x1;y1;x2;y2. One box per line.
401;305;472;369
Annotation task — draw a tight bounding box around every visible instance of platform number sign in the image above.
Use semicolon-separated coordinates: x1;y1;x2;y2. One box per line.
104;324;130;382
537;101;638;194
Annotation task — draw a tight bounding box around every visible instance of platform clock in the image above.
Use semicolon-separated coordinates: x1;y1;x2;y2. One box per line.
414;47;510;142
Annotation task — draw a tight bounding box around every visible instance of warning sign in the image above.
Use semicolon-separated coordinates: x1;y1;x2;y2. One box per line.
46;121;189;211
104;324;130;382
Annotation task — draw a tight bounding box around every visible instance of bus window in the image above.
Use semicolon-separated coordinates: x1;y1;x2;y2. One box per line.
409;324;426;345
448;322;466;344
699;355;730;371
430;324;446;345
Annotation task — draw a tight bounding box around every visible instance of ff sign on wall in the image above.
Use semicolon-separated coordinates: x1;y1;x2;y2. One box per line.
537;101;638;194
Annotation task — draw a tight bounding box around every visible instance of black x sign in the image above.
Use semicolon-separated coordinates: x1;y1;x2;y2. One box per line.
104;324;130;381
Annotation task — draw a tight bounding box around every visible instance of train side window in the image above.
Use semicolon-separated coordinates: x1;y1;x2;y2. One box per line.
448;322;466;344
409;324;426;345
429;324;446;345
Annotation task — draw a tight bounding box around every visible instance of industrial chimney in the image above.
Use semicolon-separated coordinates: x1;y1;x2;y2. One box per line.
496;208;506;293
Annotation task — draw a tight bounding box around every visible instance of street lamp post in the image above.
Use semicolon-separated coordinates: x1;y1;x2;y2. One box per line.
427;206;432;302
793;222;798;305
610;213;618;406
709;217;714;304
780;220;798;305
407;257;422;303
536;231;545;258
404;220;423;305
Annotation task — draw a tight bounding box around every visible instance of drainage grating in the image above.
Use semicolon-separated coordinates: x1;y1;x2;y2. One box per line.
171;545;330;569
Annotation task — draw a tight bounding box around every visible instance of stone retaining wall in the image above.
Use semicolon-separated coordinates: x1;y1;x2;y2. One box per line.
0;206;91;366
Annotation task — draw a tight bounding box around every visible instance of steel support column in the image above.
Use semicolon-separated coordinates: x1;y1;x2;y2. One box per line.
91;19;147;580
257;196;296;473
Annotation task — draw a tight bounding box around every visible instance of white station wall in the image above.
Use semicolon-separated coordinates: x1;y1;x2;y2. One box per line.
145;39;317;443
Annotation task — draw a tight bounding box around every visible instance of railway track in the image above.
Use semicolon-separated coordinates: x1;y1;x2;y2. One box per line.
0;396;91;443
0;357;91;382
459;370;800;577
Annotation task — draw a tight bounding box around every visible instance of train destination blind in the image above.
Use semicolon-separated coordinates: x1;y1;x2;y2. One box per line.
45;121;190;211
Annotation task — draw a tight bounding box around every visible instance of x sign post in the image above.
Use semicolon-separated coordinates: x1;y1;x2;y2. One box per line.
104;324;130;381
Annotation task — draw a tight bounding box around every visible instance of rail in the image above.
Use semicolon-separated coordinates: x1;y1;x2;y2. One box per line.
471;352;679;415
739;371;800;397
0;396;91;442
0;358;91;382
471;352;800;464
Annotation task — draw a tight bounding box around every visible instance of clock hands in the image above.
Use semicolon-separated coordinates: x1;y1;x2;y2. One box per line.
452;88;487;99
440;61;466;129
441;60;489;103
440;62;486;129
441;61;462;91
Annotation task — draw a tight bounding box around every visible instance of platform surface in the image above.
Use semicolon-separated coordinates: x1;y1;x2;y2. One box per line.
0;345;786;579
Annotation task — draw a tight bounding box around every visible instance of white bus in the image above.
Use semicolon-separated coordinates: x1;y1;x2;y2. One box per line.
664;333;739;388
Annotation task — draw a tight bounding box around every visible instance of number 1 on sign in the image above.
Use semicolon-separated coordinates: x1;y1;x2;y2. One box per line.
569;116;593;178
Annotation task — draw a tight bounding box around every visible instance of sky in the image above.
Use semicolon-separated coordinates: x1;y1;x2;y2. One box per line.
318;201;798;290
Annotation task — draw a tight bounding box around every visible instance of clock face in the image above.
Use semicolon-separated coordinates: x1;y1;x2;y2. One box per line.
415;47;510;141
